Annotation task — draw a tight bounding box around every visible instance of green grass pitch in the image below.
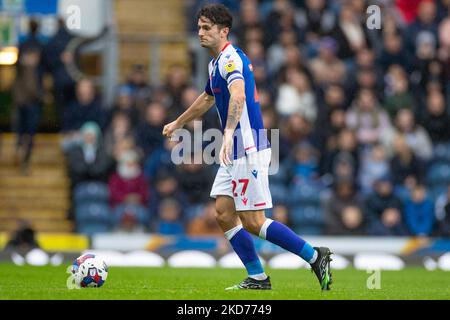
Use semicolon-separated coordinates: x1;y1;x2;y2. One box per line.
0;263;449;300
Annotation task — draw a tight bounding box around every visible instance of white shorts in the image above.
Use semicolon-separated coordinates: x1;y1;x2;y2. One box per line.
210;148;273;211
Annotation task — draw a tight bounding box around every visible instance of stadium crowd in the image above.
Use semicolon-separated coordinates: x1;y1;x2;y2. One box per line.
11;0;450;237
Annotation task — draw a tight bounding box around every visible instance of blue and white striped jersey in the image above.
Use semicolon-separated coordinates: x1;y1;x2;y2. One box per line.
205;42;270;159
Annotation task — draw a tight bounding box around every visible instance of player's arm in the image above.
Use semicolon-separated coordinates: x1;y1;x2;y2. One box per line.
220;79;245;165
162;91;215;138
224;79;245;134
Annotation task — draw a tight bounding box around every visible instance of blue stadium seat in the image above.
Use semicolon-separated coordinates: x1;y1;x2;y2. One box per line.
287;183;324;206
433;143;450;162
426;163;450;186
73;182;109;204
270;183;287;204
75;202;111;225
77;223;111;236
112;204;150;227
429;184;450;202
289;205;323;235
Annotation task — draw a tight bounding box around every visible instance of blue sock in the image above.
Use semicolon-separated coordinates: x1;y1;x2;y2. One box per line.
225;225;265;277
260;219;316;263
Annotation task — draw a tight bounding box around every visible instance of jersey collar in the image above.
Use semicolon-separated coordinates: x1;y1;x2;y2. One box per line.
213;42;232;65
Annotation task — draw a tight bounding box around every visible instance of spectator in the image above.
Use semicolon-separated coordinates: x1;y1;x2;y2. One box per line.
266;30;299;76
143;138;178;181
62;78;105;134
393;108;433;160
155;198;184;235
331;2;371;60
109;150;150;208
405;0;439;54
275;69;317;121
107;85;140;127
176;156;215;218
321;128;360;183
18;19;44;61
285;141;319;185
366;177;408;236
358;144;390;194
377;33;414;73
383;66;416;119
135;102;166;157
103;112;134;158
123;64;152;114
164;64;189;109
323;179;366;235
66;122;113;188
187;200;223;236
390;135;424;188
11;49;43;173
435;186;450;236
310;37;347;87
421;90;450;142
404;185;435;236
295;0;336;47
41;18;76;120
4;220;39;253
149;168;189;220
346;88;392;147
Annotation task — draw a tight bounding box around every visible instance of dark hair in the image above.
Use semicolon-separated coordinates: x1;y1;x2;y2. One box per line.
196;3;233;30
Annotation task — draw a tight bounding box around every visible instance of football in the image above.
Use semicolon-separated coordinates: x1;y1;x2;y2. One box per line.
72;253;108;288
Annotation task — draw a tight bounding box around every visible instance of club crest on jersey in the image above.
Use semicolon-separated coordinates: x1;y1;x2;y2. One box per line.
242;197;248;206
251;169;258;179
224;61;235;73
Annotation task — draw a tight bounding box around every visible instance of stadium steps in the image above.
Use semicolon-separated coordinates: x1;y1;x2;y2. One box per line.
114;0;189;83
0;133;73;233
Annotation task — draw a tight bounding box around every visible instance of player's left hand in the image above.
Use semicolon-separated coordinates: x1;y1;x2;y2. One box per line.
220;131;233;166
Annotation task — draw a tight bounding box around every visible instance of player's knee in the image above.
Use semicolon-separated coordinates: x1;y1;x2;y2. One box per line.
241;218;263;235
215;205;232;224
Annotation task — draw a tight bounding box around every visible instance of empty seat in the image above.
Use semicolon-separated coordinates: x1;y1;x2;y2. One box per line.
289;205;323;235
426;163;450;186
75;202;111;225
74;182;109;204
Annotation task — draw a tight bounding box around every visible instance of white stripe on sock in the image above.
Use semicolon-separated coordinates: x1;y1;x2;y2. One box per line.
249;273;268;280
258;219;273;239
224;224;243;240
309;250;318;264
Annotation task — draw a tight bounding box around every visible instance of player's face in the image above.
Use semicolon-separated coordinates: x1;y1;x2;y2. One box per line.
197;17;223;48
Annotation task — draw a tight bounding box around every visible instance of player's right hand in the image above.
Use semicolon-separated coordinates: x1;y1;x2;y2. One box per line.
162;120;182;139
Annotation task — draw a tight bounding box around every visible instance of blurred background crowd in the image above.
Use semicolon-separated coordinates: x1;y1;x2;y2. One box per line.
3;0;450;239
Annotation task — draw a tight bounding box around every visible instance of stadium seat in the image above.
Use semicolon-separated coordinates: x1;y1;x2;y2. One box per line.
433;143;450;162
269;183;287;204
73;182;109;204
75;202;111;225
287;183;324;206
289;205;323;235
77;223;112;236
426;163;450;186
429;184;449;202
111;204;150;227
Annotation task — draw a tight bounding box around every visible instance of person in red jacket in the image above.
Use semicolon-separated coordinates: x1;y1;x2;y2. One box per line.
108;150;149;208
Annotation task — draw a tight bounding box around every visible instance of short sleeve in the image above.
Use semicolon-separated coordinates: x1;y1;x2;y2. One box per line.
204;77;213;96
220;55;244;88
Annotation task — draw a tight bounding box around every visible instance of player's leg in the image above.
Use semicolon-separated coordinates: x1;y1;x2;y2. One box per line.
239;209;332;290
239;210;317;263
215;195;270;289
